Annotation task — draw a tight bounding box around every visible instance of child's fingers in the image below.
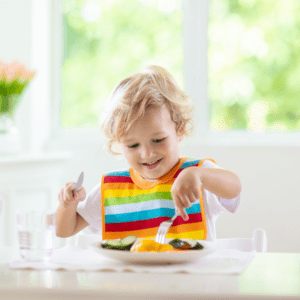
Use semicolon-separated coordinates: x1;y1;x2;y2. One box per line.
65;182;76;201
58;188;72;206
193;189;201;200
73;187;86;202
181;194;192;208
173;195;189;221
188;192;198;203
177;205;189;221
58;183;77;205
71;185;87;204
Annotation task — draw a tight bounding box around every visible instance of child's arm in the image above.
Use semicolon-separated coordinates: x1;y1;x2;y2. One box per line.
171;167;241;221
56;183;89;238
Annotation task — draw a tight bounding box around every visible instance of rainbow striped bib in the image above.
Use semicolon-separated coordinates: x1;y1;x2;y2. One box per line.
101;157;213;240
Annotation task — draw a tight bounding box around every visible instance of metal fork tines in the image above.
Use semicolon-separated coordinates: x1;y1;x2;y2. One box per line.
155;213;179;244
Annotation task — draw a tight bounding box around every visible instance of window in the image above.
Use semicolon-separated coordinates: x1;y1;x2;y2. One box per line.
209;0;300;133
52;0;300;147
60;0;183;129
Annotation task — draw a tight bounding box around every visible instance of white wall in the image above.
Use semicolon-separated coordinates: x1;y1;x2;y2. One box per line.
1;0;299;253
0;0;32;152
183;143;300;253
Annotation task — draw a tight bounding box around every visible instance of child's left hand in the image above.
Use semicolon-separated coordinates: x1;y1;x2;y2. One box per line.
171;167;201;221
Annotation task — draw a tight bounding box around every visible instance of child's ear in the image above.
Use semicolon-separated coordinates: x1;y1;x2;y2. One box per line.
177;134;184;142
112;142;123;156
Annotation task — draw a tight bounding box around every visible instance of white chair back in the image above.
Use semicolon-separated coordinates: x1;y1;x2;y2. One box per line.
216;229;267;253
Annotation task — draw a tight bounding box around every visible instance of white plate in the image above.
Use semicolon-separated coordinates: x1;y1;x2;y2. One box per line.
89;238;216;265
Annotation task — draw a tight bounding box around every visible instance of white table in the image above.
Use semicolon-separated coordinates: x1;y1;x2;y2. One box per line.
0;247;299;300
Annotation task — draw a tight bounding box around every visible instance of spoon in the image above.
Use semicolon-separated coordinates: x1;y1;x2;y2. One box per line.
72;171;84;197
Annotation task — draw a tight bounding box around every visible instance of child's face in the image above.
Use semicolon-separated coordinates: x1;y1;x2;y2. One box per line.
120;105;182;180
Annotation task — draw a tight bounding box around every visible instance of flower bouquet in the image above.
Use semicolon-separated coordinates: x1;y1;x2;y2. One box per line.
0;60;36;154
0;60;36;115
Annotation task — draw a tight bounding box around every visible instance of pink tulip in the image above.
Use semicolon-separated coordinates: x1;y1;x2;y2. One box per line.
0;59;36;83
0;59;36;115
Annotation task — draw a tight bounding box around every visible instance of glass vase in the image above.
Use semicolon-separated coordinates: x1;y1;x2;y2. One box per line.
0;113;22;155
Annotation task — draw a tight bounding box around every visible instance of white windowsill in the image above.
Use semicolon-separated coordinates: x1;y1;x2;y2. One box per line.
0;151;73;164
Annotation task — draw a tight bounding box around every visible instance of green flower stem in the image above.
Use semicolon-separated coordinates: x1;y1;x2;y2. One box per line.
0;95;20;115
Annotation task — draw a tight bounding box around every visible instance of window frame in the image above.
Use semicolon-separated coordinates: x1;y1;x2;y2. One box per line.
50;0;102;147
48;0;300;149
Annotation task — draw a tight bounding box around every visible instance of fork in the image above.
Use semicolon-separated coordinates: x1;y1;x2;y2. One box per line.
155;212;179;244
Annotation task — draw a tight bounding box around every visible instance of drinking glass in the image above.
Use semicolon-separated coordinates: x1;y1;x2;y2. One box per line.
16;211;56;261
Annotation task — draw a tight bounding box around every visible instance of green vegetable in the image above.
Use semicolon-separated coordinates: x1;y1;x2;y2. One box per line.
189;242;204;250
168;239;204;250
168;239;191;250
101;235;137;251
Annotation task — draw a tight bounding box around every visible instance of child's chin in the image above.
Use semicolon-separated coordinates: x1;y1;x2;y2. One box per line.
142;169;165;180
141;173;158;180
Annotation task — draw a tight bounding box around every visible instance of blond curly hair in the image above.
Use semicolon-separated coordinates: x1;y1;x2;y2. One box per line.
100;65;194;155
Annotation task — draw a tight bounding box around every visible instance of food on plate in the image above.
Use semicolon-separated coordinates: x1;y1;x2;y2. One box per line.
189;241;204;250
168;238;191;250
168;238;204;250
130;239;179;252
101;235;204;252
101;235;137;250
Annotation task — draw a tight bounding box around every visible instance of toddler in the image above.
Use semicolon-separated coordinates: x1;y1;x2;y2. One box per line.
56;65;241;242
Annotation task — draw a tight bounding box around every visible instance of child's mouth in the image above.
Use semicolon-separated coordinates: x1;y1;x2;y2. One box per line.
142;159;162;169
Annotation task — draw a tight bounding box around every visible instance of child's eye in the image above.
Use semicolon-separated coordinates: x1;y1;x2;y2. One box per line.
153;138;165;143
128;143;139;148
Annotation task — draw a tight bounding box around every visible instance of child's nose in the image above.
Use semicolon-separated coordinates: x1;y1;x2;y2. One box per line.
140;145;154;159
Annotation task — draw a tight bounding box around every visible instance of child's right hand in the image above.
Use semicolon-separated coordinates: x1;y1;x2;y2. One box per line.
58;183;86;208
171;167;202;221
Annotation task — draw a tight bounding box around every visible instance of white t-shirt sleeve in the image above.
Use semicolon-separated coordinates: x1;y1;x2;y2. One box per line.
200;159;241;241
200;159;241;213
76;182;102;234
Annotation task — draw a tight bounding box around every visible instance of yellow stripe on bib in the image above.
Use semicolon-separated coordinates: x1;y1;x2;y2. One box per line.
104;184;172;198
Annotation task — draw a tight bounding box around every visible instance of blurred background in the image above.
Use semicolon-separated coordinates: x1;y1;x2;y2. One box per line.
0;0;300;252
